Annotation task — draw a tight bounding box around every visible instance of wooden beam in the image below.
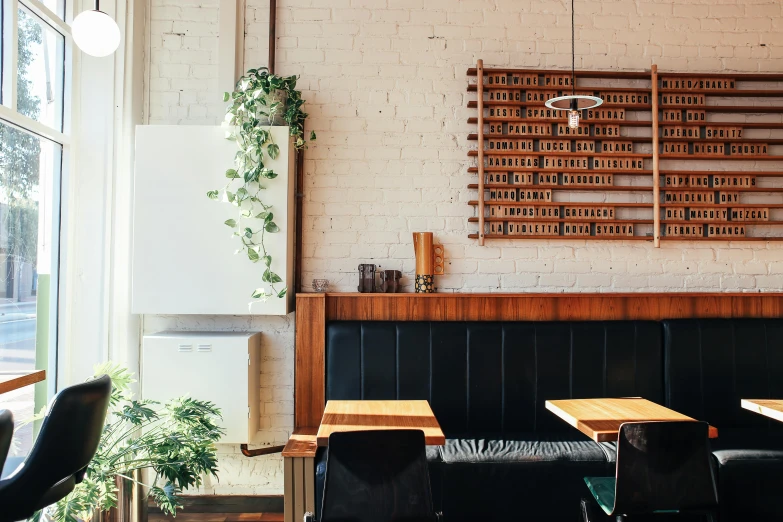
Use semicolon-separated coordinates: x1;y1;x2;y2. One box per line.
652;64;660;247
218;0;245;94
294;294;326;428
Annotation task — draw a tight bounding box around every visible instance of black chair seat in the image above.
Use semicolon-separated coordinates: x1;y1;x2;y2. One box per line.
439;434;616;463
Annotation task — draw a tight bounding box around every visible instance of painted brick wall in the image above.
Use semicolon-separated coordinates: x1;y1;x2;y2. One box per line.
146;0;783;494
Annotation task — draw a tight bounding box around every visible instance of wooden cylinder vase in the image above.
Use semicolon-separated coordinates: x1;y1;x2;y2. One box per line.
412;232;434;293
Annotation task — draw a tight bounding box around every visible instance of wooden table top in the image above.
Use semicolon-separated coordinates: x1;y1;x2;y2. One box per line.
0;370;46;395
545;398;719;443
317;400;446;447
741;399;783;423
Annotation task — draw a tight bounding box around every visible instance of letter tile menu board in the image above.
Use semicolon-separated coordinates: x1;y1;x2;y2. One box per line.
466;60;783;245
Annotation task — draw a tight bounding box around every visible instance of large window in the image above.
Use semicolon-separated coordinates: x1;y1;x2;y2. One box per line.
0;0;69;475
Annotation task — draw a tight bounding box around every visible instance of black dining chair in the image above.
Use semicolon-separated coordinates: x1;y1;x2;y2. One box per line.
306;429;441;522
0;375;112;522
581;421;718;522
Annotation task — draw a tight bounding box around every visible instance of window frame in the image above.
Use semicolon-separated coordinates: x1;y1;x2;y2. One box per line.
0;0;74;398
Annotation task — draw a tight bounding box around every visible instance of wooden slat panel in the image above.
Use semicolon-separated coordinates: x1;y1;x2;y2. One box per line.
314;293;783;322
295;294;326;428
283;458;293;522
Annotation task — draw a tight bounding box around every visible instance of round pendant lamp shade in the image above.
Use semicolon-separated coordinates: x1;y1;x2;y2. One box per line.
72;9;121;57
545;95;603;111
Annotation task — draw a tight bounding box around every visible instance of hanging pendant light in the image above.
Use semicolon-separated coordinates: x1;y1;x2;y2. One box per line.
72;0;121;58
544;0;602;128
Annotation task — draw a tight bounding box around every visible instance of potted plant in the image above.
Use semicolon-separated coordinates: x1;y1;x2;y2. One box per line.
208;67;315;302
30;363;223;522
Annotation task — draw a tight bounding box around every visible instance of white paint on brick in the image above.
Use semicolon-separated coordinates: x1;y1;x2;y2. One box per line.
146;0;783;495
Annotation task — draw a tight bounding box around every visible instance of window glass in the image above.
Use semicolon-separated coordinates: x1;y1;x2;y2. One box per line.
17;6;64;131
0;122;61;475
40;0;66;20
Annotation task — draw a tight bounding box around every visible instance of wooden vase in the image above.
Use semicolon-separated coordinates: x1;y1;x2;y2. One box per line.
412;232;434;293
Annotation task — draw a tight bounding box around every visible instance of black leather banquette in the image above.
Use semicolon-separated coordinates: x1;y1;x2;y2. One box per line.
315;319;783;522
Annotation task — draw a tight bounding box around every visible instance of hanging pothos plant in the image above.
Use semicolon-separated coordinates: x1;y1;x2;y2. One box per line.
208;67;315;301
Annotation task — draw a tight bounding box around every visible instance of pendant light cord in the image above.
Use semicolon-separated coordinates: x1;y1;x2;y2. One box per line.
571;0;575;96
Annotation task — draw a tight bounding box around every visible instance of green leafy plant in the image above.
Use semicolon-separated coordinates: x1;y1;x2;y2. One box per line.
32;362;223;522
210;67;315;301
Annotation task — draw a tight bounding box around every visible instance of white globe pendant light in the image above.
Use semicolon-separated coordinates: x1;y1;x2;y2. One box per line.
544;0;602;128
72;1;121;57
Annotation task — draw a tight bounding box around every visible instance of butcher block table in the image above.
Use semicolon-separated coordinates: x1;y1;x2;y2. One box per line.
741;399;783;423
545;398;719;442
316;400;446;446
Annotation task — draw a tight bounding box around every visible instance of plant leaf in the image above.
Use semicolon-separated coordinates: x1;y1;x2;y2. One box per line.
277;287;287;298
247;248;259;262
267;143;280;160
269;272;283;283
265;222;280;233
310;130;317;140
262;255;272;267
206;190;219;200
224;219;237;228
222;92;230;102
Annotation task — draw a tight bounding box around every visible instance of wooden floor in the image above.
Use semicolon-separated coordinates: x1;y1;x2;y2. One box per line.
149;514;283;522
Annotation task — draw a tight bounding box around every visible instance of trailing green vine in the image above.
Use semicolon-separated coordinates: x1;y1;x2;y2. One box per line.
208;67;315;301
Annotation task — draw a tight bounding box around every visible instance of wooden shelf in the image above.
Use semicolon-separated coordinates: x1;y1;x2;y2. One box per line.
468;233;653;240
658;122;783;128
660;105;783;113
468;117;651;126
468;167;653;174
660;186;783;192
660;170;783;177
660;236;783;241
467;67;653;80
467;85;651;94
662;220;783;225
658;138;783;145
658;72;783;81
468;150;652;158
469;201;652;208
659;89;783;97
469;217;655;224
660;154;783;161
468;134;654;142
469;183;652;191
660;203;783;208
468;100;652;110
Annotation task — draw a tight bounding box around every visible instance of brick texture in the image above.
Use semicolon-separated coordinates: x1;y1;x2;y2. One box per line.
146;0;783;494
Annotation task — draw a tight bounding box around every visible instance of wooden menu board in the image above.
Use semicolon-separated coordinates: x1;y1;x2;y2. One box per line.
467;62;783;244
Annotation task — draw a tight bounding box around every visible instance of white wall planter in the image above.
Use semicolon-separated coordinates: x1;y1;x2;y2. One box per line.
132;125;294;315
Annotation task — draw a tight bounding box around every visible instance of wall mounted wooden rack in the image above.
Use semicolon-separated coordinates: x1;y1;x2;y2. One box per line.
467;61;783;245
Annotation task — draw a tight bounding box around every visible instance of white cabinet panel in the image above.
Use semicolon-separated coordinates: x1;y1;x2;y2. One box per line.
132;125;294;315
142;331;261;444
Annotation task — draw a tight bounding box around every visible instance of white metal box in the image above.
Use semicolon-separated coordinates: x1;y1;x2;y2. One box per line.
132;125;294;315
141;331;261;444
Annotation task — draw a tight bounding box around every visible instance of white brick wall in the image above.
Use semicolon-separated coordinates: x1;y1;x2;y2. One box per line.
146;0;783;494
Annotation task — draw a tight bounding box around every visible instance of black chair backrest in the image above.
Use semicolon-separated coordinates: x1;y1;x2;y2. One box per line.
0;410;13;472
613;421;718;515
0;375;111;521
321;430;436;522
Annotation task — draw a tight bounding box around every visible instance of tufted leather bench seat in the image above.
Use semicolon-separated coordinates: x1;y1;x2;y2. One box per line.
314;318;783;522
664;319;783;522
320;321;662;522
